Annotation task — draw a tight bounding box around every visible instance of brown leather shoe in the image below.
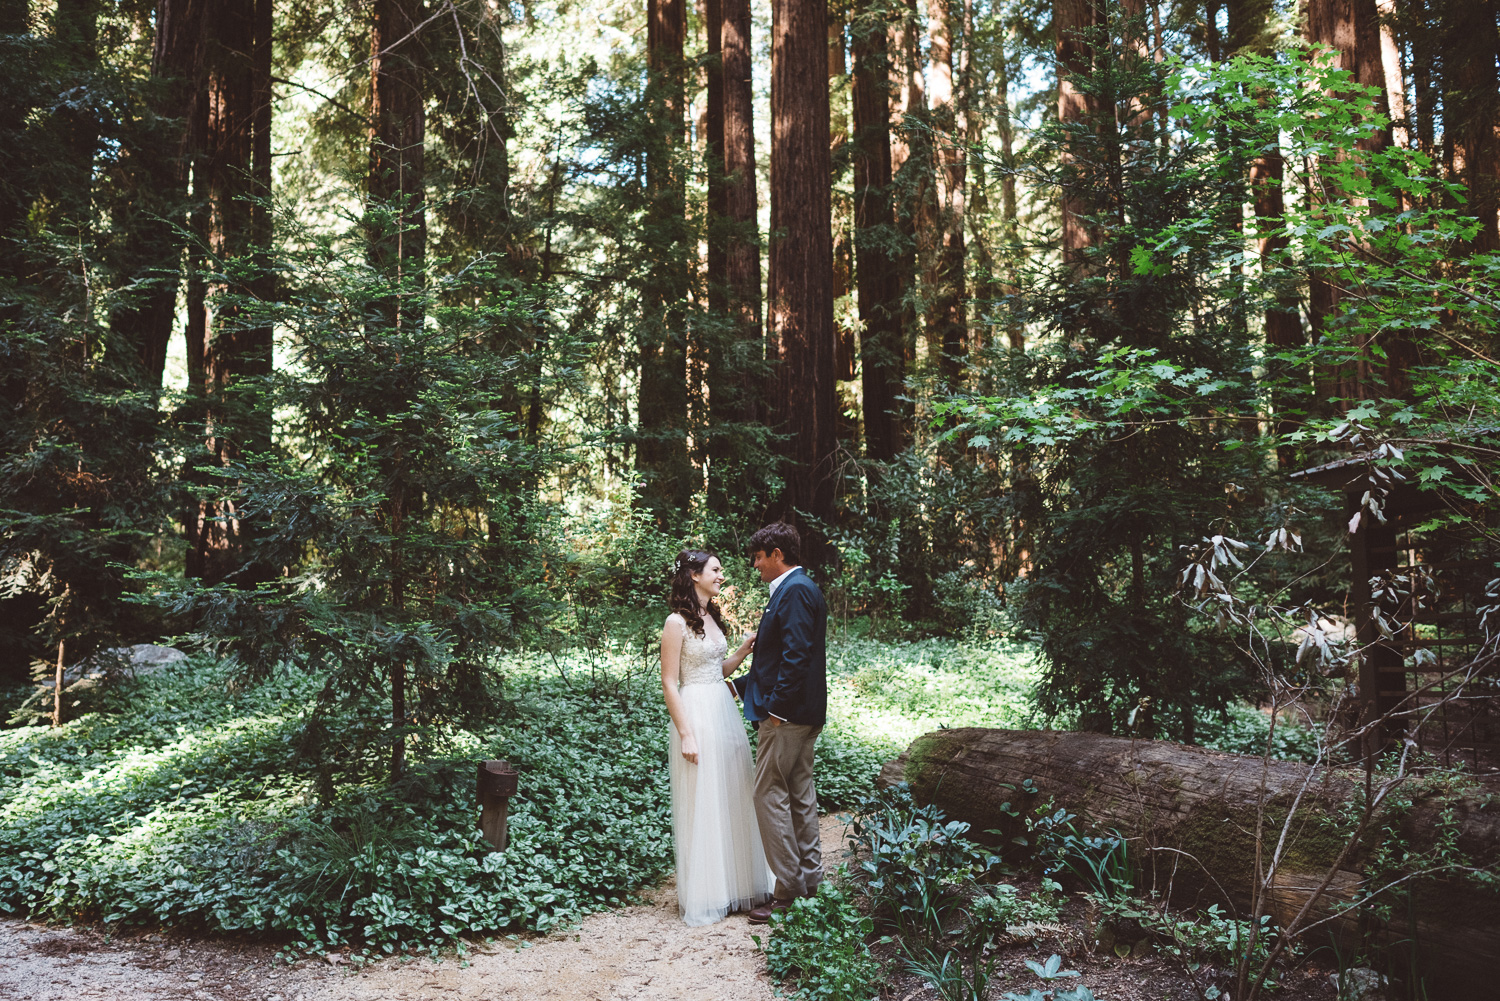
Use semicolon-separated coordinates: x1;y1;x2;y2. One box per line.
746;898;793;925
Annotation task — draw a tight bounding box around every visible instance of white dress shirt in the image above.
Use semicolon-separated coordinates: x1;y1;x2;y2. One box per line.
767;565;800;601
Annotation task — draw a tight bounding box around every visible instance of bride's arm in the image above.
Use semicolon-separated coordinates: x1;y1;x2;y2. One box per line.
721;630;756;677
660;616;699;765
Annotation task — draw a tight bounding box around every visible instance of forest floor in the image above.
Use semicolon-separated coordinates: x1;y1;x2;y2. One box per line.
0;809;1342;1001
0;818;846;1001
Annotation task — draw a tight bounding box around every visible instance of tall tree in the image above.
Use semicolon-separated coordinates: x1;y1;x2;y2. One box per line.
705;0;726;320
831;8;857;385
184;0;274;584
852;0;903;461
709;0;764;451
927;0;966;375
1304;0;1392;404
1440;0;1499;252
107;0;209;390
889;0;922;386
1230;0;1304;460
1056;0;1101;269
639;0;691;517
768;0;837;536
367;0;428;780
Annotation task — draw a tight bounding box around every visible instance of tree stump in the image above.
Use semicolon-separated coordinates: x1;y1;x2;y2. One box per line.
476;759;518;851
880;728;1500;992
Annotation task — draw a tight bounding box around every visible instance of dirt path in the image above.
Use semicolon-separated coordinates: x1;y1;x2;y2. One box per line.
0;816;844;1001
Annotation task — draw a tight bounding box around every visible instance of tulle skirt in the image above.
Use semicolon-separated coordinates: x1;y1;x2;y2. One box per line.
669;681;774;925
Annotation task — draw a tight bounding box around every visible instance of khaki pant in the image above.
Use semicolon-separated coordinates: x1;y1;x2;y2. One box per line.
753;721;823;900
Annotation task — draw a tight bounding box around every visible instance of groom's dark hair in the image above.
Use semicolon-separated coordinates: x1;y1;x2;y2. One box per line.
747;522;800;566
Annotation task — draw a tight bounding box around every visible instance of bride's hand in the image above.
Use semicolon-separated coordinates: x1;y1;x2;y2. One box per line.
739;630;757;653
680;733;700;765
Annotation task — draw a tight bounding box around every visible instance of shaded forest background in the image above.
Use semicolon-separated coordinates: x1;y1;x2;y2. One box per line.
2;0;1497;767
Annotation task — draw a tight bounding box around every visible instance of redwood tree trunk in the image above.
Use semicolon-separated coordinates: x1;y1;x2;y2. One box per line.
768;0;837;537
186;0;273;585
882;728;1500;994
108;0;209;390
1304;0;1392;406
705;0;726;320
852;0;902;463
1232;0;1304;462
926;0;965;376
638;0;691;518
1056;0;1101;270
830;12;856;385
715;0;762;439
888;0;921;421
1441;0;1500;252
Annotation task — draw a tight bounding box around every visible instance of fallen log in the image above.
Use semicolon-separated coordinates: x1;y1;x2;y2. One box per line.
879;728;1500;992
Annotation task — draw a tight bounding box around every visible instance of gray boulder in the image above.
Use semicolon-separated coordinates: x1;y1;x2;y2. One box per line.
42;643;187;688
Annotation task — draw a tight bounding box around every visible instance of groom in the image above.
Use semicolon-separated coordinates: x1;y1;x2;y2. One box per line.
729;522;828;924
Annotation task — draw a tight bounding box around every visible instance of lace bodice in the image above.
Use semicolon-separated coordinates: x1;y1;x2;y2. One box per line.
678;618;729;687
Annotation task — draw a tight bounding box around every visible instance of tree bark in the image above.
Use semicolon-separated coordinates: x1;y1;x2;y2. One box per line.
926;0;966;376
831;12;857;386
767;0;837;538
881;728;1500;993
108;0;210;390
889;0;921;404
852;0;902;462
1408;0;1435;159
715;0;762;438
1230;0;1304;464
185;0;274;585
639;0;691;518
1304;0;1392;405
1440;0;1500;252
705;0;725;318
1373;0;1409;149
1056;0;1101;270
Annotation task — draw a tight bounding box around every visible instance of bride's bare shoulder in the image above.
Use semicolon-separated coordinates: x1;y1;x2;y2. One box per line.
662;612;687;631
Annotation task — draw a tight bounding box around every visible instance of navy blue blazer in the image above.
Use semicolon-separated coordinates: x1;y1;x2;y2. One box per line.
730;568;828;727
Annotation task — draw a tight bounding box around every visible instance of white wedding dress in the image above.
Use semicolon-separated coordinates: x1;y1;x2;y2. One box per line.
668;616;773;925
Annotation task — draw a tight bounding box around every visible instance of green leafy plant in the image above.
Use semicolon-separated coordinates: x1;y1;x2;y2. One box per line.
1035;819;1134;901
999;985;1100;1001
958;882;1021;947
1015;878;1066;925
1025;954;1081;981
847;784;1001;938
757;878;881;1001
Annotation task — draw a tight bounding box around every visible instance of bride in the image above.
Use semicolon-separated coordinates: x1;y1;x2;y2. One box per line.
660;548;773;925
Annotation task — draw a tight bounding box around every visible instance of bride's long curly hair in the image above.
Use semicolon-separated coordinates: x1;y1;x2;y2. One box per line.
669;549;727;639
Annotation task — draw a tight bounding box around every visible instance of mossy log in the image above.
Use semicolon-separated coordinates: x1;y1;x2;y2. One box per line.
880;728;1500;991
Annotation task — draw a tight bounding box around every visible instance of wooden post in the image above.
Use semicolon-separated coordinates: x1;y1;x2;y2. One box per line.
476;759;518;851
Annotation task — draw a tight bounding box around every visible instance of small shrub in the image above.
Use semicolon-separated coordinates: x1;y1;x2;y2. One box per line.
1014;878;1066;925
757;878;881;1001
959;882;1022;947
847;784;1000;938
